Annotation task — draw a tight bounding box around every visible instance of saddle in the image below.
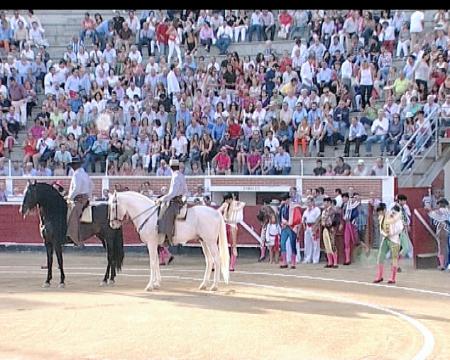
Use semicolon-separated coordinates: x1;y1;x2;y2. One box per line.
176;196;188;221
67;202;93;224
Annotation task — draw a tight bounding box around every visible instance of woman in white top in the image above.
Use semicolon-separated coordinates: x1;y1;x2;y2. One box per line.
309;117;324;156
106;69;119;89
243;56;255;73
414;52;431;97
218;192;246;271
77;46;90;68
358;60;374;109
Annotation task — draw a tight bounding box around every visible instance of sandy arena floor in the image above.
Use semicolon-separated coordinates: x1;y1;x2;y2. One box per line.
0;251;449;360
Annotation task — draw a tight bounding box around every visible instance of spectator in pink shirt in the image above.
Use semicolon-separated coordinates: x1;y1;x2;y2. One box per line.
214;146;231;175
199;22;214;53
30;118;45;140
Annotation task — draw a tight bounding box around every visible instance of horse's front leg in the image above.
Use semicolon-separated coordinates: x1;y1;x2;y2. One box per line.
145;242;157;291
152;236;165;289
43;241;54;288
54;242;65;288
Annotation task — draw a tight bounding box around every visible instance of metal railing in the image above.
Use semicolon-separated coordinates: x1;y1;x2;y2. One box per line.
414;209;440;256
388;107;440;179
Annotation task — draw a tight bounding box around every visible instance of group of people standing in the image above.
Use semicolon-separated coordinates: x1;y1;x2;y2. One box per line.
257;189;414;284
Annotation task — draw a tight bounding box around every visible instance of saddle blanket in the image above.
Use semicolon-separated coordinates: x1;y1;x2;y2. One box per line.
67;203;96;224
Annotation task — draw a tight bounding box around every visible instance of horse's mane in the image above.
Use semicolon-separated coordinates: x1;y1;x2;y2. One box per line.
34;182;67;213
120;191;156;205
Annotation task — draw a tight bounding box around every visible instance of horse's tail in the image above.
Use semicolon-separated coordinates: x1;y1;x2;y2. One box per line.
113;228;125;272
218;215;230;284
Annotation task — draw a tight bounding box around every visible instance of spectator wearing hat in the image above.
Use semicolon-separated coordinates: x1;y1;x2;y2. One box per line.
353;159;369;176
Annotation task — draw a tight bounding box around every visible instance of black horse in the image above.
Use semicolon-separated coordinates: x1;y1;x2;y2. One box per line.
20;181;124;288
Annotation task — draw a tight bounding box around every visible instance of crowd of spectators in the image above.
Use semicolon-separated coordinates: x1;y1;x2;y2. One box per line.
0;9;449;177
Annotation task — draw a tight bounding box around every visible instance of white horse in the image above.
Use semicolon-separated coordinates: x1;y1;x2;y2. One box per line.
108;191;229;291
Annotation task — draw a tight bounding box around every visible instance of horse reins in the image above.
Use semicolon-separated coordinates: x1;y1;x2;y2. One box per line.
110;192;160;233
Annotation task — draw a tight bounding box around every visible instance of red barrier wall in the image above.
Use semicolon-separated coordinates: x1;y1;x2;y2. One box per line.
411;208;438;266
0;204;261;246
398;187;429;211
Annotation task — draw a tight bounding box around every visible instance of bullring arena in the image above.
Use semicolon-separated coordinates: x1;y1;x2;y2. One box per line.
1;7;450;360
0;251;450;360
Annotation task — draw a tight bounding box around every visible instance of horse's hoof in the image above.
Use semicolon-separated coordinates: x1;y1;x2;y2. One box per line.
58;283;65;289
145;285;153;292
107;279;115;286
199;283;207;290
209;285;218;292
100;281;107;287
153;283;160;289
42;282;50;288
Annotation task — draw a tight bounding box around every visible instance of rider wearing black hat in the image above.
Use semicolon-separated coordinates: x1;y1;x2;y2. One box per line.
66;156;93;245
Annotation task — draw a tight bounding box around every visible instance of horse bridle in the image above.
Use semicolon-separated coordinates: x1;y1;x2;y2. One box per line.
109;191;160;232
110;191;119;223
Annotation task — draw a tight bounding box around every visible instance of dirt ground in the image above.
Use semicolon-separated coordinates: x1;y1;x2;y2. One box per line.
0;251;449;360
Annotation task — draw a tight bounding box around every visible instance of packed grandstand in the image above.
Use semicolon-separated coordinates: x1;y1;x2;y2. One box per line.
0;9;446;184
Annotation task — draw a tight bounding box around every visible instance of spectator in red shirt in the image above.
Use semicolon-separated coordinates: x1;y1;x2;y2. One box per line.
214;146;231;175
227;117;241;139
278;10;293;39
279;50;293;73
245;147;262;175
156;18;169;60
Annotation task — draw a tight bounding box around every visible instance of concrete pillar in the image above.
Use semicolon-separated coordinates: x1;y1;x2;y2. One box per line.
444;160;450;200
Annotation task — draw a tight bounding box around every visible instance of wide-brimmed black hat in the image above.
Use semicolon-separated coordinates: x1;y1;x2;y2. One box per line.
69;155;82;165
438;198;449;206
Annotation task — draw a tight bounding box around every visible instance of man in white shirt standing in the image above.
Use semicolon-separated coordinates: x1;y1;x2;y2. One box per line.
302;197;322;264
66;156;93;245
365;109;389;156
167;63;180;102
300;53;316;92
341;54;354;91
410;10;424;49
44;66;56;96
